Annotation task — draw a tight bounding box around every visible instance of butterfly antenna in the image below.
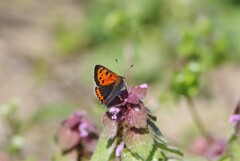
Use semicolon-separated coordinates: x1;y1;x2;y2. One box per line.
115;58;123;75
115;58;133;76
126;64;133;73
124;64;133;77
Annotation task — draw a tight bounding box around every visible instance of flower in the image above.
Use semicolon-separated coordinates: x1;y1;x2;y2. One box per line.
93;84;183;160
104;84;149;128
57;111;99;160
0;151;8;161
229;100;240;135
191;137;227;159
115;142;124;157
103;84;152;157
229;114;240;126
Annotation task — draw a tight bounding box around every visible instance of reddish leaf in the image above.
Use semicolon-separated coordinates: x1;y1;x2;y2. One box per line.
125;103;148;129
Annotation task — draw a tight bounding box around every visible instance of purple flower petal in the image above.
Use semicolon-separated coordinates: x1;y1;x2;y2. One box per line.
109;107;121;120
127;94;140;104
115;142;124;157
127;84;148;104
78;122;89;137
229;114;240;126
75;111;86;117
58;111;99;158
191;137;226;159
57;126;81;151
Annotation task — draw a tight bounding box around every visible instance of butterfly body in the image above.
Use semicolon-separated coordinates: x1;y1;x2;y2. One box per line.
94;65;127;107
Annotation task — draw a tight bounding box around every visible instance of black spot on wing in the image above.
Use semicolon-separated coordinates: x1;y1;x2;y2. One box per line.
94;64;116;87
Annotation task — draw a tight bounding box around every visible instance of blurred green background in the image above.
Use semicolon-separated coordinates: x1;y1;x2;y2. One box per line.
0;0;239;160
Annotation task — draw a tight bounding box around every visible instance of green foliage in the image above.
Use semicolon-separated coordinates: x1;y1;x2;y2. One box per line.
52;0;238;63
219;134;240;161
0;100;24;155
171;62;201;98
52;0;238;100
0;99;20;117
54;22;90;55
122;128;154;160
167;13;230;99
91;109;183;161
177;16;228;66
0;100;75;158
91;127;183;161
121;149;142;161
29;104;75;123
90;130;117;161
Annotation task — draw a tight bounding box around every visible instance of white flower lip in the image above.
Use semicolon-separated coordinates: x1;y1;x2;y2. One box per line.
140;83;148;88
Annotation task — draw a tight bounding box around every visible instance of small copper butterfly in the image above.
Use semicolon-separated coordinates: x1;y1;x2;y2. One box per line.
94;65;127;107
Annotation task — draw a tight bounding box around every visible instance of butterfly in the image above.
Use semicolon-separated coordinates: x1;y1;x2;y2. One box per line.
94;65;127;107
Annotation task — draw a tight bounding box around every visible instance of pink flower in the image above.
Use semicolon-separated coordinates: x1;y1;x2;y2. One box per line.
191;137;227;159
99;83;183;160
126;84;148;104
115;142;124;157
229;100;240;135
229;114;240;126
109;107;121;120
0;151;8;161
57;111;98;160
103;84;151;157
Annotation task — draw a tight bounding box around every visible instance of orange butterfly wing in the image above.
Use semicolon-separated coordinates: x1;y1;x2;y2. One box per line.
95;87;104;104
94;65;126;106
94;65;118;86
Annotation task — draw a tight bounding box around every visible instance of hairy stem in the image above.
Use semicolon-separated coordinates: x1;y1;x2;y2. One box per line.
186;97;209;138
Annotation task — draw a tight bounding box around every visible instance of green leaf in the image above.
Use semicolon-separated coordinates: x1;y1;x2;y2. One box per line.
121;149;143;161
123;127;154;160
219;134;240;161
218;156;232;161
90;132;117;161
155;140;183;156
146;143;164;161
148;119;168;144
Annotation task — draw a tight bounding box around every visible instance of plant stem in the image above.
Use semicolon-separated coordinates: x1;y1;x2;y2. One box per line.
186;97;209;138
